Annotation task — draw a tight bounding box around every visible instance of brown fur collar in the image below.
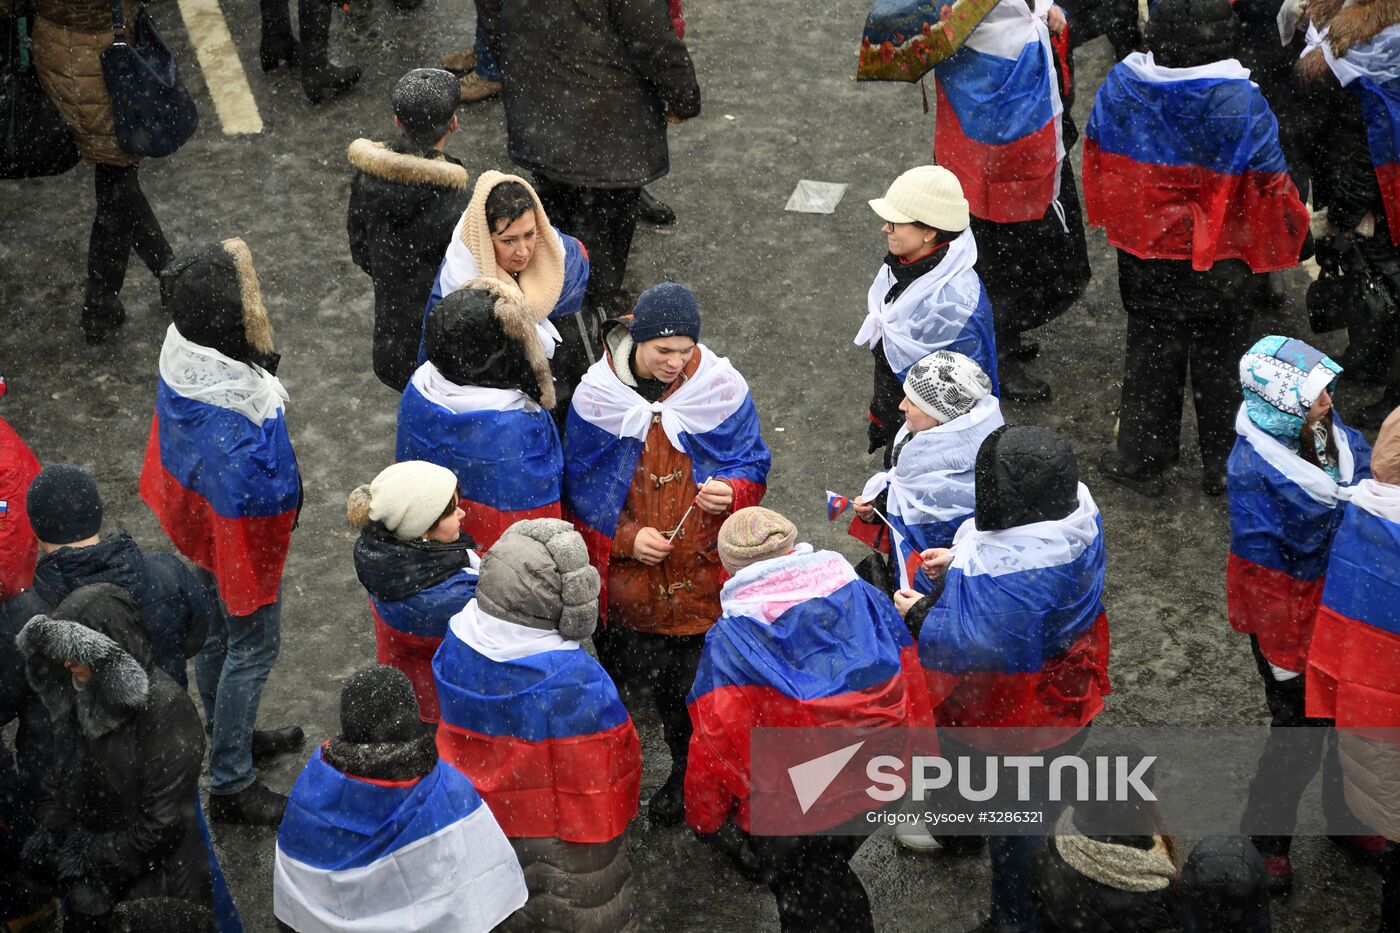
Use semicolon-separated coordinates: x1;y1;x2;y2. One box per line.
347;139;470;191
1300;0;1400;81
465;276;557;410
221;237;274;357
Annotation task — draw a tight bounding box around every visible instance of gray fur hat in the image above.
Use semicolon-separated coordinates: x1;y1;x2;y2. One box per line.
477;519;600;639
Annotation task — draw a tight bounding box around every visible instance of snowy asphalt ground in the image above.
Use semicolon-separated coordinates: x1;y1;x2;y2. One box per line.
2;0;1393;927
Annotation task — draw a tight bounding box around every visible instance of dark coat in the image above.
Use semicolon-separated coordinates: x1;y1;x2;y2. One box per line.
478;0;701;187
1031;834;1179;932
30;531;210;687
346;138;472;391
18;585;210;912
1177;835;1271;932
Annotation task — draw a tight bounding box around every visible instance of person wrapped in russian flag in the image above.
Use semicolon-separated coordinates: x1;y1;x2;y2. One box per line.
685;507;934;933
275;664;527;933
397;280;562;551
1298;2;1400;427
851;350;1004;596
139;237;304;825
894;425;1111;931
563;284;770;828
1228;337;1377;890
1306;407;1400;923
933;0;1090;402
347;462;479;724
1087;0;1311;499
421;171;591;405
858;166;999;456
433;519;642;932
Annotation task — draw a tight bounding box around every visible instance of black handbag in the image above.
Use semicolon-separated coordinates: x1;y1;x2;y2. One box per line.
99;0;196;158
1307;240;1396;333
1;0;80;178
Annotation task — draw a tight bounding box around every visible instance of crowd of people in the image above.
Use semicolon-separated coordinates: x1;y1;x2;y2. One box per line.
3;0;1400;927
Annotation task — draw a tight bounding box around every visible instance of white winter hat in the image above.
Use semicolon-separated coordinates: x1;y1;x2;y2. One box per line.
346;461;458;540
904;350;992;423
869;165;970;232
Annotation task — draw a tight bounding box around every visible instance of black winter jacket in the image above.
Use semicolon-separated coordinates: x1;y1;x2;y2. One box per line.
30;531;210;687
1031;834;1179;932
346;138;472;391
19;585;210;913
479;0;701;187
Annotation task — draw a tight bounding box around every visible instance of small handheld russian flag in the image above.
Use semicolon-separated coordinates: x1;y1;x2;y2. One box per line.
826;491;852;522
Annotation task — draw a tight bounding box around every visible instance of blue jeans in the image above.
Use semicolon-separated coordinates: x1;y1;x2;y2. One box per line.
473;20;501;81
194;569;282;796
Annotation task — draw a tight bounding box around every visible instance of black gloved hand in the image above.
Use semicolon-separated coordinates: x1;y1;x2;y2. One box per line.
65;881;112;920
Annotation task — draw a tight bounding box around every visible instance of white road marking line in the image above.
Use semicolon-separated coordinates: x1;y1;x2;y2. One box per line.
176;0;263;135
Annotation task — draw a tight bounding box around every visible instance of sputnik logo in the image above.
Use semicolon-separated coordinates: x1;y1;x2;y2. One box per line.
787;741;865;814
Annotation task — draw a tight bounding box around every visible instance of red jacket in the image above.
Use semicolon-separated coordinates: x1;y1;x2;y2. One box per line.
0;418;41;600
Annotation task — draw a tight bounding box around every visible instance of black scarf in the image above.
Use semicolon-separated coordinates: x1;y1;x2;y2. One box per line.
353;524;477;603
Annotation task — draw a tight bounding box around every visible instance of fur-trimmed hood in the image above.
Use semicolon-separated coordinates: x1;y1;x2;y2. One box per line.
17;583;152;739
323;731;439;783
1299;0;1400;81
424;277;557;409
347;138;470;191
161;237;278;374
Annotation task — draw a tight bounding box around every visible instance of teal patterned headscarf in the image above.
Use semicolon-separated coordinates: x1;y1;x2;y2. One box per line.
1239;336;1342;441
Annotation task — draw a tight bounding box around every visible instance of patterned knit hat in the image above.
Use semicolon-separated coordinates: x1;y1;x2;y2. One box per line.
718;507;797;573
904;350;993;423
1239;336;1341;440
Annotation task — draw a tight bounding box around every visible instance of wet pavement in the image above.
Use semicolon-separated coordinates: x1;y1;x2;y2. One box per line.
1;0;1392;927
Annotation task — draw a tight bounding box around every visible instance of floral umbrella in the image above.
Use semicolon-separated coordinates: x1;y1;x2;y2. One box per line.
857;0;1001;82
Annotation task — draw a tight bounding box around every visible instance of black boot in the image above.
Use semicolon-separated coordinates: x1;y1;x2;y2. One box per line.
251;725;306;762
648;765;685;827
259;0;299;71
298;0;359;103
207;779;287;826
81;292;126;345
638;188;676;226
998;356;1052;402
698;821;765;883
1097;450;1166;498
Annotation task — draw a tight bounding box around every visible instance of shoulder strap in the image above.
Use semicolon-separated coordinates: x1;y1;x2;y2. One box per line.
109;0;127;42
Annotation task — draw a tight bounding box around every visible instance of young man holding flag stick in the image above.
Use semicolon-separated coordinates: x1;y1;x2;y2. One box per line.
563;284;771;830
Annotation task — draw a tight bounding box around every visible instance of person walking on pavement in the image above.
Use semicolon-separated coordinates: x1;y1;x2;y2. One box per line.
477;0;700;319
257;0;360;103
563;284;771;827
858;167;999;457
931;0;1091;401
1085;0;1309;497
139;239;304;826
347;69;470;391
1226;337;1382;895
28;0;174;344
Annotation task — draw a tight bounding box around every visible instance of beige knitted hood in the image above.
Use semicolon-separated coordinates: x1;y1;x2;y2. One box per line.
460;170;566;322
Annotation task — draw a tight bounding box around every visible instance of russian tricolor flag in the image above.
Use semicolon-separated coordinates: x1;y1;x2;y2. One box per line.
933;0;1064;223
826;491;852;522
1226;407;1370;672
140;325;300;618
564;345;770;617
1083;52;1309;272
685;547;934;834
433;601;641;842
1311;23;1400;244
396;365;562;551
369;566;478;723
274;748;527;933
1307;481;1400;729
919;484;1110;748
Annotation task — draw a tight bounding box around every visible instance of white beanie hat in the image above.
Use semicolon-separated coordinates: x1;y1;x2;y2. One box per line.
346;461;458;540
869;165;970;232
904;350;992;423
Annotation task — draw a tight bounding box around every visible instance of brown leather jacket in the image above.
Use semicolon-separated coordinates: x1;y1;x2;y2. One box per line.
606;340;727;637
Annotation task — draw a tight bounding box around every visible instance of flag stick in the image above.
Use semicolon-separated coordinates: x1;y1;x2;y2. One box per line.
668;474;715;543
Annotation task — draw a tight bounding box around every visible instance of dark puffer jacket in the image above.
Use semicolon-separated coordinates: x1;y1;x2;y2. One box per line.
18;584;211;915
30;531;210;687
478;0;701;187
499;836;636;933
346;138;471;391
1177;835;1272;932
